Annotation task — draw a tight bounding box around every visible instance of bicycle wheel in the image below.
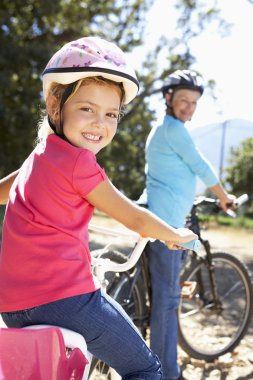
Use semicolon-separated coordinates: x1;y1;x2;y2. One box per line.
88;250;147;379
109;268;148;336
178;252;253;362
89;360;120;379
91;249;147;332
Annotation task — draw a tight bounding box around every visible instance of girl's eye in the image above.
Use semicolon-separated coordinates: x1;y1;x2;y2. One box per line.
107;112;119;119
81;107;93;113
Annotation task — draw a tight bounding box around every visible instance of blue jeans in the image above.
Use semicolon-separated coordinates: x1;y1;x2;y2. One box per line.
147;240;185;380
1;289;162;380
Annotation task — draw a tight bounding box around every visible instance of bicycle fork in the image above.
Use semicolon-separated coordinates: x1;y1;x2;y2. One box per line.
201;239;222;311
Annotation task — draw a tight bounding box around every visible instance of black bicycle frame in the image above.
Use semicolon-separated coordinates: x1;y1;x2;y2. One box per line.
188;204;221;307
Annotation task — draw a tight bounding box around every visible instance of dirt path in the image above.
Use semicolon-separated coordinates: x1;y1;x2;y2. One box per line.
88;220;253;380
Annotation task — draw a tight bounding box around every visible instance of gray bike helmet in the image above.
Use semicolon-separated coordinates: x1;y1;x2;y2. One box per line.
162;70;204;97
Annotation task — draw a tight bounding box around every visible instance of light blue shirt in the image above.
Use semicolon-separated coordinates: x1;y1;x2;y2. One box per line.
145;115;218;227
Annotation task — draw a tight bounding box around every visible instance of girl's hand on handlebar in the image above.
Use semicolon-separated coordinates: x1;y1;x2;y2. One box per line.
165;227;198;250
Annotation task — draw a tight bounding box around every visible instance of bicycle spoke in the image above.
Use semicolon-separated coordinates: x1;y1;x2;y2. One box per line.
181;300;217;318
220;281;244;301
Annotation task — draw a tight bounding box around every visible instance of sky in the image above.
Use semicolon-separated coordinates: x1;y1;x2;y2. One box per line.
128;0;253;129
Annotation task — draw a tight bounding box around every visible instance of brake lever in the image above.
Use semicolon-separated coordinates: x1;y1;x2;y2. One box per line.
226;208;237;218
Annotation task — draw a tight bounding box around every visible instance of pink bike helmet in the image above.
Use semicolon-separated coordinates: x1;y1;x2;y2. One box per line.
42;36;139;105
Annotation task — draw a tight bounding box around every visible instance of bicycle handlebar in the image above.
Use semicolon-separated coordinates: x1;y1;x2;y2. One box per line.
193;193;248;211
92;235;151;282
90;194;248;279
233;194;249;207
179;239;201;252
225;194;248;217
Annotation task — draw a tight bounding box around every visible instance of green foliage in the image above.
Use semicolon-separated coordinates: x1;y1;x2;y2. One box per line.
198;213;253;230
98;95;156;199
1;0;230;199
225;138;253;215
0;0;153;176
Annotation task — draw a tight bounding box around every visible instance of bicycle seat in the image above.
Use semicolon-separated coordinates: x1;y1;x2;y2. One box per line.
0;326;88;380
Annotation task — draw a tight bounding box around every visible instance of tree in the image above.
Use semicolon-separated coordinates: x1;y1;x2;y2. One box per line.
108;0;231;198
225;138;253;215
0;0;153;179
0;0;230;198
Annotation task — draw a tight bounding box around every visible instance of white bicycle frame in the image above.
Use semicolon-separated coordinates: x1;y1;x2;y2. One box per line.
89;223;150;285
24;224;150;380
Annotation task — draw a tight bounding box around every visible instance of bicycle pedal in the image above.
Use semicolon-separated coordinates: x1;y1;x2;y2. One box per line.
180;281;197;300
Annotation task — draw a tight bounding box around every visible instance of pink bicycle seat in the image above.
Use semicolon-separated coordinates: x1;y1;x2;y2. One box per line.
0;326;88;380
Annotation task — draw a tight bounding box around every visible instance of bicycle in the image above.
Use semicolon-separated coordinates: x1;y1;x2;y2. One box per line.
1;195;252;378
178;194;253;361
88;193;253;376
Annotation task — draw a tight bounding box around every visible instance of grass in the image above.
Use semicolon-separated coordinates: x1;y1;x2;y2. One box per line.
198;213;253;230
92;209;253;232
93;209;253;230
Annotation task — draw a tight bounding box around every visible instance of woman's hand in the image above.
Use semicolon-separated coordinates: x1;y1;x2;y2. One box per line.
219;193;236;213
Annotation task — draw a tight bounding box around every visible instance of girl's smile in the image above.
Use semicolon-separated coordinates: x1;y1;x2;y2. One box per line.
82;133;102;142
61;82;121;154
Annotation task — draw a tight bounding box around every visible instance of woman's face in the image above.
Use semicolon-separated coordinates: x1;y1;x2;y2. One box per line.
60;81;121;154
167;88;201;123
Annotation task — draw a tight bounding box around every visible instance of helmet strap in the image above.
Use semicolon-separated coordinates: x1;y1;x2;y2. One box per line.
47;81;78;143
59;82;78;116
59;82;78;136
165;92;175;117
165;91;182;121
47;116;65;139
166;104;177;120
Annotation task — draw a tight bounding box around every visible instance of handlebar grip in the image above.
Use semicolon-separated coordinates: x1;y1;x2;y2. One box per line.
179;239;201;253
233;194;249;207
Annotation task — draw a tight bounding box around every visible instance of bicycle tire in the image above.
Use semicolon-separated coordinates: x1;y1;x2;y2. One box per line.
109;267;148;336
178;252;253;362
89;250;147;379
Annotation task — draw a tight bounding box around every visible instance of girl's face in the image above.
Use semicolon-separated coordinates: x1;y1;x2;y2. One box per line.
61;82;121;154
167;89;201;123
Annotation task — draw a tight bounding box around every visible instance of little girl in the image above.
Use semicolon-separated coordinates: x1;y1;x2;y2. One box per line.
0;36;197;379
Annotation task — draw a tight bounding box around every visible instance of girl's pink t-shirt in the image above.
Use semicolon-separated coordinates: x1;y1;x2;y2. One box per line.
0;135;107;312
